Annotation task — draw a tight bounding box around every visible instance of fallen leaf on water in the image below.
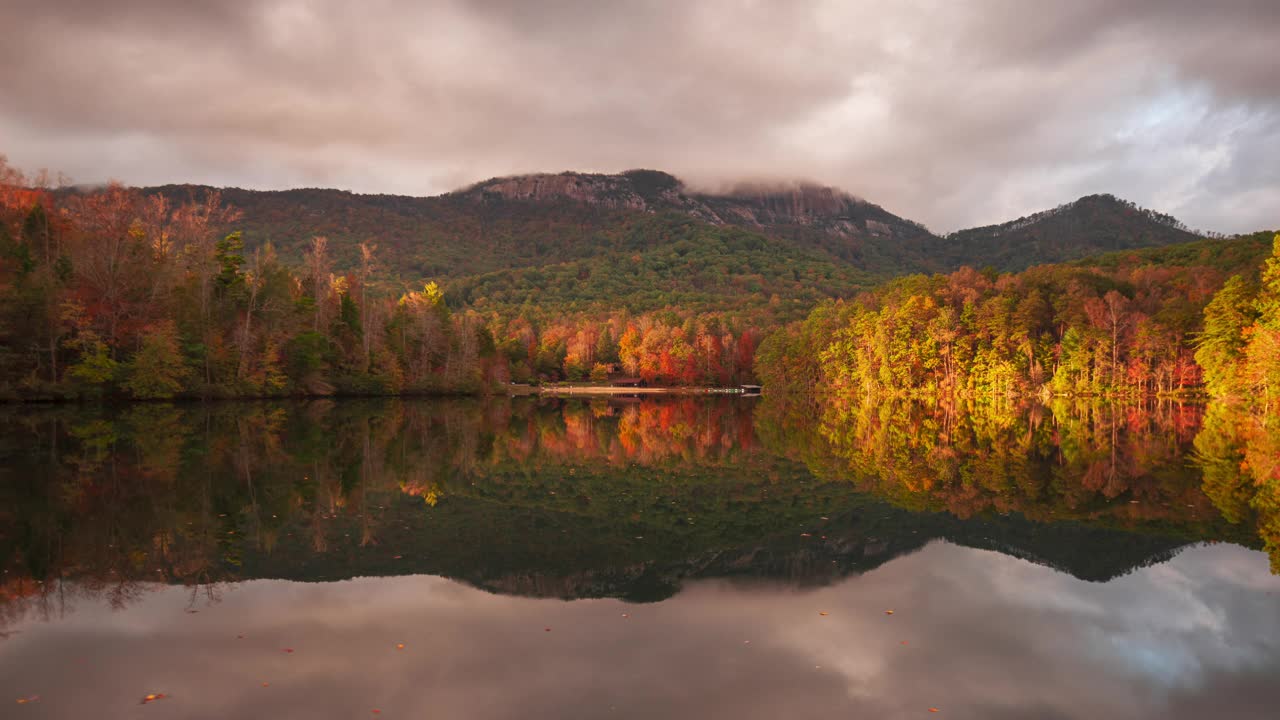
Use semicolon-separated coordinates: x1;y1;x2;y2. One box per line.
885;610;895;615
261;683;270;688
929;708;940;713
743;640;751;644
800;533;812;537
819;612;829;616
372;710;381;715
16;696;40;704
545;628;552;632
393;555;402;559
281;648;295;653
141;693;168;704
621;614;629;618
900;641;908;645
236;635;244;640
395;643;405;650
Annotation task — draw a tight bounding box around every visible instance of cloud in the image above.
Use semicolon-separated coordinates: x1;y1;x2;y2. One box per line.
0;0;1276;233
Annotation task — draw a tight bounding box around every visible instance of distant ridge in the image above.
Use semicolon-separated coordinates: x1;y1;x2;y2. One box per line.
127;170;1208;283
926;193;1202;272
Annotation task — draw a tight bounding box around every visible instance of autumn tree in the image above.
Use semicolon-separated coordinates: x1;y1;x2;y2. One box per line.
124;321;190;399
1196;275;1257;398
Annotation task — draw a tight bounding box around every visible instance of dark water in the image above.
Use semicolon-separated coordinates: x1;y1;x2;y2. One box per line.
2;397;1279;718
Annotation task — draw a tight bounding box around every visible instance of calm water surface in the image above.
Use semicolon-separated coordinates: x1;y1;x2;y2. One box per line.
2;397;1279;718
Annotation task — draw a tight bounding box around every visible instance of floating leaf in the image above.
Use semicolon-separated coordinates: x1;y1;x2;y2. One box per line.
885;610;895;615
395;643;405;650
141;693;168;705
15;696;40;705
818;611;829;616
929;708;940;713
281;648;295;653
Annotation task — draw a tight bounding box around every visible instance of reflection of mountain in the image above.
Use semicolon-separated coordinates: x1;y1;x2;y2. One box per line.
229;489;1195;602
0;396;1266;622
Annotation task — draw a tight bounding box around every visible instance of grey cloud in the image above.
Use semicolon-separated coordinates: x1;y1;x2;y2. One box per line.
0;0;1276;233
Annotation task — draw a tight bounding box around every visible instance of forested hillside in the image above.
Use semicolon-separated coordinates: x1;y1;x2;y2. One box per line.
928;194;1203;272
3;152;1268;400
135;175;1206;283
1;163;770;398
445;214;874;320
139;169;937;279
756;232;1280;404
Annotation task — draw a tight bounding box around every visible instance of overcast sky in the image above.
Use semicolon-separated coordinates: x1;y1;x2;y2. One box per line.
1;0;1276;233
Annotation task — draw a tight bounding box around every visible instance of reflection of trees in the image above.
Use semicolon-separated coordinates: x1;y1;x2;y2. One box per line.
756;394;1260;558
3;394;1275;635
1192;403;1280;572
0;397;764;628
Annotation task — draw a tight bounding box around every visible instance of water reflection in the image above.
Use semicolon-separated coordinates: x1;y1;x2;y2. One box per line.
3;396;1280;716
2;545;1278;719
768;396;1280;549
2;397;1278;617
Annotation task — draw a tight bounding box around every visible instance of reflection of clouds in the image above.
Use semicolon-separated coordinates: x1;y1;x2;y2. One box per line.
2;543;1280;719
724;542;1280;719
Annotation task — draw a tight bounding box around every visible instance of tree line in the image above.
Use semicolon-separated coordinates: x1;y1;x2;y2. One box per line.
757;233;1280;404
0;159;760;399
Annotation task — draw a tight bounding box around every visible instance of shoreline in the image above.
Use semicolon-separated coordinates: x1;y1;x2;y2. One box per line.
531;384;751;396
0;384;756;404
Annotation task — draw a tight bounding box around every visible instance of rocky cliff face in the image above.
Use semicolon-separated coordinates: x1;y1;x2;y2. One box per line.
461;172;659;211
457;169;937;262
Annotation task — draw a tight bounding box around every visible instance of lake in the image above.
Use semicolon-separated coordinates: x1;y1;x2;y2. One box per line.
2;396;1279;718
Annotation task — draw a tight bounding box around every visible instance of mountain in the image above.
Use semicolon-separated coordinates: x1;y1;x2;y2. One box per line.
456;170;939;272
927;193;1202;272
143;169;937;280
141;174;1210;285
134;175;1215;324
